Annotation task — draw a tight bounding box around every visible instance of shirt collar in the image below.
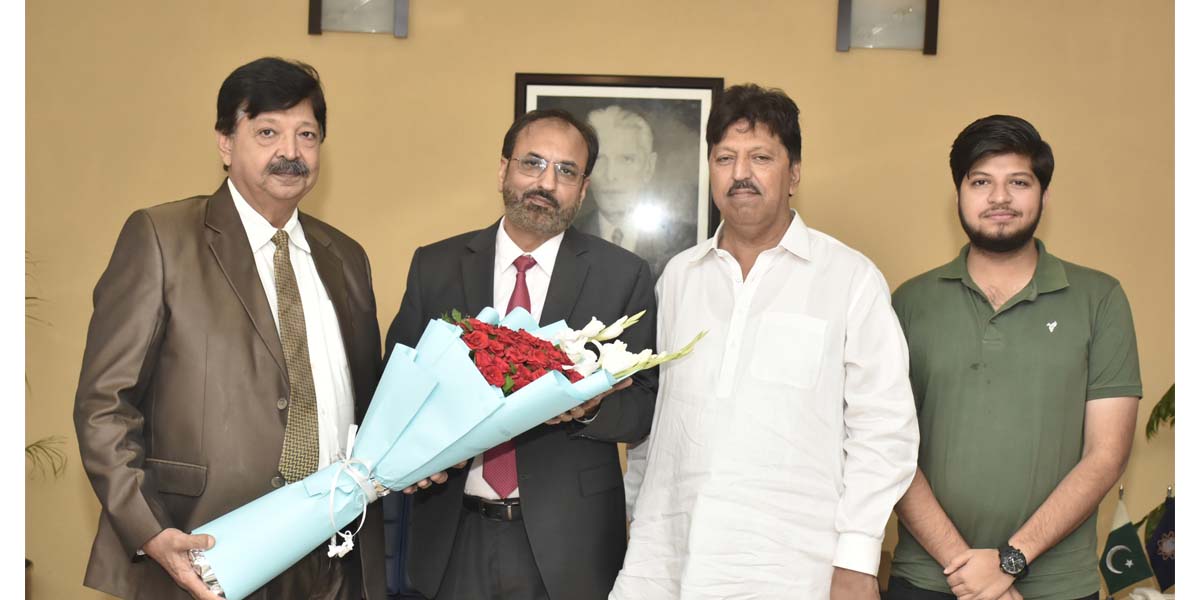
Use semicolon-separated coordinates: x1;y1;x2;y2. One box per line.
936;238;1069;298
495;217;563;274
686;209;811;263
228;178;309;254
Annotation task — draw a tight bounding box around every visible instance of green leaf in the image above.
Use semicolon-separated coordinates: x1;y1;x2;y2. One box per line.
1145;384;1174;440
25;436;66;479
451;308;463;323
1136;501;1166;536
503;374;514;394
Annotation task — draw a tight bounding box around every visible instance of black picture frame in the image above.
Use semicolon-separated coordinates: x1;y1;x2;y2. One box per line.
836;0;939;55
515;73;724;278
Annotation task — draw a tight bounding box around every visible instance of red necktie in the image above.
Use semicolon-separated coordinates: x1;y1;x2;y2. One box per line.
483;254;538;498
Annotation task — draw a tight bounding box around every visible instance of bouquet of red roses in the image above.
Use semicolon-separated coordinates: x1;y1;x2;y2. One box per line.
454;313;584;393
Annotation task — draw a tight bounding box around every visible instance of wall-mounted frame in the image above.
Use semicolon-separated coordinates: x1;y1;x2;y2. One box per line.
308;0;409;37
836;0;939;55
515;73;723;278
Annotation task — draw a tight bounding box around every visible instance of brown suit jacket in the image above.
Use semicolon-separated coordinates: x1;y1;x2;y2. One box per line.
73;181;386;599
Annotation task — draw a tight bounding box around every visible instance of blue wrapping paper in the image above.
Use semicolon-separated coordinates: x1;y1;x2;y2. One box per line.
191;307;615;600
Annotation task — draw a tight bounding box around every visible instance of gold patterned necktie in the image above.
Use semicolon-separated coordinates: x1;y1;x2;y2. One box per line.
272;229;320;482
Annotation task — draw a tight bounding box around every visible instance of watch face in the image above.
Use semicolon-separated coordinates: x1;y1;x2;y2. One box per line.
1000;551;1026;575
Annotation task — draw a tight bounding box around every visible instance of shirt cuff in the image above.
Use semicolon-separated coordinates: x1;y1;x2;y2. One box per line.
832;532;883;575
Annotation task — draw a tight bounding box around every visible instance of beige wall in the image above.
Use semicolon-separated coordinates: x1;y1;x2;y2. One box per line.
26;1;1174;598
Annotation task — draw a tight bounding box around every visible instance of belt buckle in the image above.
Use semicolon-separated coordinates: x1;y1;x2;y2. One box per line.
502;503;514;521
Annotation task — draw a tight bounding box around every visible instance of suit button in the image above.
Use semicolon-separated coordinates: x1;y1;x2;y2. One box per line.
270;475;285;489
277;397;288;410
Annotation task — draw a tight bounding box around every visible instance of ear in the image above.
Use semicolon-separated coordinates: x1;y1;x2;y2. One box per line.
788;161;801;194
1040;187;1051;207
216;131;234;168
646;152;659;178
578;176;590;204
497;157;509;193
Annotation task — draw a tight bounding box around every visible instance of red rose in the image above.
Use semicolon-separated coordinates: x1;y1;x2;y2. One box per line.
462;330;489;351
481;364;506;387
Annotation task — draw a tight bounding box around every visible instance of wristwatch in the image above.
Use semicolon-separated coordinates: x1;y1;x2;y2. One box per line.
998;544;1029;580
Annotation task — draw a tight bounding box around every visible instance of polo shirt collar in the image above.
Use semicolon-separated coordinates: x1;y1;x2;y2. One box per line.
937;238;1069;299
686;209;811;263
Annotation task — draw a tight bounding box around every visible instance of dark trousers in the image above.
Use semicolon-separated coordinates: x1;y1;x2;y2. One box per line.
245;545;359;600
431;507;549;600
886;576;1099;600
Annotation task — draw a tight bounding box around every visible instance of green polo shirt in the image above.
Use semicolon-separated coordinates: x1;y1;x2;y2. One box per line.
889;240;1142;600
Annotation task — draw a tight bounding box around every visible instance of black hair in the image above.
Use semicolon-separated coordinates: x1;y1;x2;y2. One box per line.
950;115;1054;189
215;57;327;141
706;83;802;164
501;109;600;176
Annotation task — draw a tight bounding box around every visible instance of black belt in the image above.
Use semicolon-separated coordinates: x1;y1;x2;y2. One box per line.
463;495;523;521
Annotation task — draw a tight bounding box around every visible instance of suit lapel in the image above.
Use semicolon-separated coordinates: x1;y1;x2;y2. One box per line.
462;223;498;316
542;227;589;326
303;217;356;361
204;182;287;374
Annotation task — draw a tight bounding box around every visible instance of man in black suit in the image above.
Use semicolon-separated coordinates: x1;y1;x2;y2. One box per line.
385;109;658;600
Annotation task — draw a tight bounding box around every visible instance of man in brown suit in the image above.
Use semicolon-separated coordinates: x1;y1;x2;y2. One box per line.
74;57;392;599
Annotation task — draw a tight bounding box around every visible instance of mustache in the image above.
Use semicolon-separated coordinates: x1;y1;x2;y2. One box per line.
522;188;560;209
981;206;1021;218
728;179;760;195
267;157;310;177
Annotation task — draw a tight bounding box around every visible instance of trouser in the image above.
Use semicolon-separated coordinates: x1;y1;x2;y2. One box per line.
886;576;1099;600
431;505;549;600
244;544;360;600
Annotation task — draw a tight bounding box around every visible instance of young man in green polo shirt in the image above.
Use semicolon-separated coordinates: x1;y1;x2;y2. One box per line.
886;115;1142;600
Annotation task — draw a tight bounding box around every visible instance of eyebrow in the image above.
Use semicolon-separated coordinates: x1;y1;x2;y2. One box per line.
713;144;776;154
252;115;319;129
968;170;1034;178
523;152;579;167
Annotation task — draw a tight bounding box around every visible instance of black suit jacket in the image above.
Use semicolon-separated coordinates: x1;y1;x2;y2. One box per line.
385;222;658;600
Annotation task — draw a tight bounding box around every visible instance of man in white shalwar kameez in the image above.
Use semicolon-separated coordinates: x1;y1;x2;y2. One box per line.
610;84;919;599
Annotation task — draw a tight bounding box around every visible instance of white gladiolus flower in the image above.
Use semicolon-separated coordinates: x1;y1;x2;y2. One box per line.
560;338;589;363
579;317;606;339
570;349;600;377
595;318;629;342
596;340;649;375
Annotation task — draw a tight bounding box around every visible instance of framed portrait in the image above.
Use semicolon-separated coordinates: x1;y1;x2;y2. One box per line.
835;0;939;54
515;73;724;278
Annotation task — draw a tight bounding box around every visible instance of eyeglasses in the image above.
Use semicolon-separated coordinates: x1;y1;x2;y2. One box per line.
511;154;585;186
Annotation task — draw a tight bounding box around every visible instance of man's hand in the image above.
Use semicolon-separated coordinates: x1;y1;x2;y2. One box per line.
401;460;469;494
998;588;1024;600
142;528;221;600
544;378;632;425
944;549;1016;600
830;566;879;600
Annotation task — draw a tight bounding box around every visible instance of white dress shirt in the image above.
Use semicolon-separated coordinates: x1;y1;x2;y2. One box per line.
610;211;919;599
463;217;564;499
228;180;356;470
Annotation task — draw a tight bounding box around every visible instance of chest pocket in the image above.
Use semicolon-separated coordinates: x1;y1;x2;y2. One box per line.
750;312;828;390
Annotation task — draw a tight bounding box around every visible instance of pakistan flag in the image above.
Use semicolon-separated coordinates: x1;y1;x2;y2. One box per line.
1099;498;1154;594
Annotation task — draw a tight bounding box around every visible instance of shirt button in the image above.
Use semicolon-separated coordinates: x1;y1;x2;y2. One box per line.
270;475;285;489
277;397;288;410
